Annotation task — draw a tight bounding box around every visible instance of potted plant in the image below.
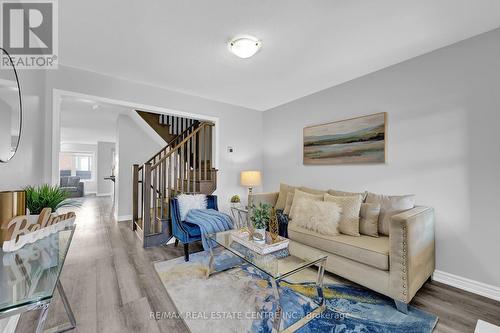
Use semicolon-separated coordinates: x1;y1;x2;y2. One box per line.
230;194;241;207
250;203;271;243
25;184;79;219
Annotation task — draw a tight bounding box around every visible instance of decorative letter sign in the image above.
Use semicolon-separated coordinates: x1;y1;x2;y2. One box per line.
1;208;76;252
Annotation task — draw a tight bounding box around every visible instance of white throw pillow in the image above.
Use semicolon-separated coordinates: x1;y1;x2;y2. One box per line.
293;199;341;236
177;194;208;221
289;189;323;219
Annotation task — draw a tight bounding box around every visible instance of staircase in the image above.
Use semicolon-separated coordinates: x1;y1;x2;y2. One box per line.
132;112;217;247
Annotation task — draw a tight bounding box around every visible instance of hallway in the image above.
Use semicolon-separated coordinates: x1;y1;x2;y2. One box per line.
16;196;199;333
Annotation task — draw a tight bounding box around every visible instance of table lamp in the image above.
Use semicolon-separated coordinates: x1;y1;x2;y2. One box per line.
240;170;261;206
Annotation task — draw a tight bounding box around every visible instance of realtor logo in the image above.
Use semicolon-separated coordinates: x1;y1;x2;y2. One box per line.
0;0;58;69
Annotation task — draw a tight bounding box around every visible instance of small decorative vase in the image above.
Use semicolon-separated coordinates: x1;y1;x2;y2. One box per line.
253;228;266;243
269;208;279;242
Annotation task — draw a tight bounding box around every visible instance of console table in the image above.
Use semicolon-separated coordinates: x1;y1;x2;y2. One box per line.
0;226;77;333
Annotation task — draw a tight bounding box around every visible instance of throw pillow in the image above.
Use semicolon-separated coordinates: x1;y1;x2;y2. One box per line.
177;194;208;221
289;189;323;220
68;177;80;187
293;199;340;236
365;192;416;236
324;193;363;236
283;192;295;216
276;209;289;238
275;183;298;210
328;189;368;202
359;203;381;237
299;186;326;196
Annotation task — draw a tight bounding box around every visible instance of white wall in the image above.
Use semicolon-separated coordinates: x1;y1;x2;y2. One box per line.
263;28;500;288
97;141;115;196
44;65;264;213
116;115;162;219
0;70;46;191
60;142;98;194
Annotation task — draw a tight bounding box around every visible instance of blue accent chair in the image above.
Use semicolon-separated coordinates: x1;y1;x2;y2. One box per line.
171;195;218;262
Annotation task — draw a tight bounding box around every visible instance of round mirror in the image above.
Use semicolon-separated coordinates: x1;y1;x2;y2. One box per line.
0;48;22;162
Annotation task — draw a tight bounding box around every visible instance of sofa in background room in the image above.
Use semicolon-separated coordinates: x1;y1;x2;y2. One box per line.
60;176;85;198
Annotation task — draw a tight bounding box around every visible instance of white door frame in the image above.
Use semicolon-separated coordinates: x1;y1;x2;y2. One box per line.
51;88;220;186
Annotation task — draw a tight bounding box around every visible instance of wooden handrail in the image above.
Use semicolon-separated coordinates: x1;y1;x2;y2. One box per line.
144;120;201;166
151;122;214;169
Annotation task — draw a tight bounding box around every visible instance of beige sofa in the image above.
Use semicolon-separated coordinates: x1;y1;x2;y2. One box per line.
250;190;435;313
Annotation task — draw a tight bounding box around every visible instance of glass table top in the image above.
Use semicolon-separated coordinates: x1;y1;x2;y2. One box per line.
0;226;76;313
209;230;327;281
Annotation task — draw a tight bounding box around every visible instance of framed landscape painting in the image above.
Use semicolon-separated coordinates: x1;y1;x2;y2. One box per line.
303;112;387;165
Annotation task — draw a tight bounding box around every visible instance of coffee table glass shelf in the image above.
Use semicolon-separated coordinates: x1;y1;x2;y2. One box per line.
207;230;327;333
0;226;76;333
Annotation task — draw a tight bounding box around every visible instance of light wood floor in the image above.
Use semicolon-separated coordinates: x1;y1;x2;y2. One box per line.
15;196;500;333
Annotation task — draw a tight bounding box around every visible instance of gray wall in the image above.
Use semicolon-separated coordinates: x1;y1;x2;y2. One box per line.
116;115;162;219
97;141;115;196
263;28;500;288
0;70;46;191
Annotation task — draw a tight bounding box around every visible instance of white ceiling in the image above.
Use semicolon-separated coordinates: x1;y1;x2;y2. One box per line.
59;0;500;111
60;97;131;144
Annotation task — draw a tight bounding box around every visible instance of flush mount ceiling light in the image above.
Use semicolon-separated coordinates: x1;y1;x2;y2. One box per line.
228;36;261;59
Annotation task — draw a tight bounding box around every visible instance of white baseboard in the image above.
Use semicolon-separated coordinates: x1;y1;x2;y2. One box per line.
433;270;500;302
117;214;132;222
96;193;112;197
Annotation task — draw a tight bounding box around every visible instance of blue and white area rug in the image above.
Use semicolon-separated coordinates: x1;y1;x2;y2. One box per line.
154;249;437;333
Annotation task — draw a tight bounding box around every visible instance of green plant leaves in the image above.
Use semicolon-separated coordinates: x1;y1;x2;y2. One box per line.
249;202;271;229
25;184;80;214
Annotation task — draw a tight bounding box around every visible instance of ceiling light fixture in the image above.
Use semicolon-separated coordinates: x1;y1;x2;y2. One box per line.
228;36;261;59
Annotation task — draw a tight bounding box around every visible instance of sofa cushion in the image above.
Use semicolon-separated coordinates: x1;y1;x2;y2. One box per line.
288;223;390;270
366;192;415;236
276;183;298;210
299;186;327;196
359;202;381;237
328;189;368;201
324;193;363;237
292;199;340;236
289;189;323;220
67;177;81;187
283;192;294;215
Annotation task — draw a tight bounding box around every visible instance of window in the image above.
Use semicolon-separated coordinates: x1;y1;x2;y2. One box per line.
59;152;94;180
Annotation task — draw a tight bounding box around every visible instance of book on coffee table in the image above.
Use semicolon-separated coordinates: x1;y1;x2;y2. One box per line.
230;230;289;255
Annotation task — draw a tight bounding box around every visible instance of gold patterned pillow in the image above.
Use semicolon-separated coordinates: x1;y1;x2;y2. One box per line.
323;193;363;236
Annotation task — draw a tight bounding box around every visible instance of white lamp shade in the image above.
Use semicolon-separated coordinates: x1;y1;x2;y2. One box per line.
240;171;262;187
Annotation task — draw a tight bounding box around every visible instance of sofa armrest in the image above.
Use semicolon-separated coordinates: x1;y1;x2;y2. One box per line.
249;192;279;207
389;206;435;304
78;182;85;196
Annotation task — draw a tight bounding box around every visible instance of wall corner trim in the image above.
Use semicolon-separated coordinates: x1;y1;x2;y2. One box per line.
433;270;500;302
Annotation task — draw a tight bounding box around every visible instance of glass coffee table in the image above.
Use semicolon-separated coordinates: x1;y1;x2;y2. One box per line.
207;230;327;333
0;226;76;333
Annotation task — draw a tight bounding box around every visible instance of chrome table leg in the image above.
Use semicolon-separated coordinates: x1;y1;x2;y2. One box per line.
35;304;50;333
206;241;215;278
270;279;282;333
